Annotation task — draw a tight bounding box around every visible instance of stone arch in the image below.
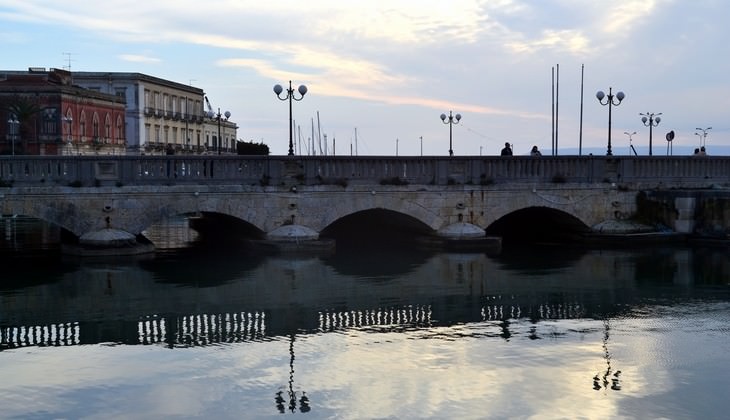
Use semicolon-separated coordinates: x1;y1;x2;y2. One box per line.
485;206;591;242
315;192;447;233
320;207;434;238
125;195;268;238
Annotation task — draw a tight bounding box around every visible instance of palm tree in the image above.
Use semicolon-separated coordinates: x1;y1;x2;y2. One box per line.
4;96;41;154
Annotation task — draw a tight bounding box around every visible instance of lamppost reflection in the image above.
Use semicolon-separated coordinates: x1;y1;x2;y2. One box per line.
440;111;461;156
274;81;307;156
592;319;622;391
640;112;661;156
275;333;310;414
595;88;625;156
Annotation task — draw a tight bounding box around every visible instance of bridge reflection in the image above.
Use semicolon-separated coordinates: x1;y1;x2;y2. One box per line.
1;296;597;350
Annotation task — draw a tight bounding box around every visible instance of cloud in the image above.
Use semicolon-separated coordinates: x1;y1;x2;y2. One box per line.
119;54;161;63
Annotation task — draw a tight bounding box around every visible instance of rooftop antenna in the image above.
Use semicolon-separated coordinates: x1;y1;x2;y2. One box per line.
62;52;75;71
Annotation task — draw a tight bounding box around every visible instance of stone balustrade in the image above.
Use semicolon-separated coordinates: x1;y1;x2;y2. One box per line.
1;155;728;187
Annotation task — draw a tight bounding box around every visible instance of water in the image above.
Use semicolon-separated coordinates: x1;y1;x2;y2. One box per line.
1;218;729;419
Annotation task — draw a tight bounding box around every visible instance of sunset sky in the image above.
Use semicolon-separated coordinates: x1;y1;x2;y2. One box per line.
2;0;728;156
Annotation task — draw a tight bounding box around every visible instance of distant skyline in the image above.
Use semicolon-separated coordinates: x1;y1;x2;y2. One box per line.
2;0;728;156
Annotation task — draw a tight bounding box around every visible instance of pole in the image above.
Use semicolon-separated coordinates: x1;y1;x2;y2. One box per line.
607;87;613;156
449;115;453;156
649;122;653;156
551;66;555;155
217;108;222;155
579;64;584;156
555;63;559;155
288;81;294;155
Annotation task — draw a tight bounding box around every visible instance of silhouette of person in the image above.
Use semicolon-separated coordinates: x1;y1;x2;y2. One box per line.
530;145;542;156
699;146;707;156
501;142;512;156
693;148;700;155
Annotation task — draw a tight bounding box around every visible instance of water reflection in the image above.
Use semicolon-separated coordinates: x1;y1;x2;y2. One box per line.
593;319;622;391
1;238;729;418
2;244;728;351
275;334;311;414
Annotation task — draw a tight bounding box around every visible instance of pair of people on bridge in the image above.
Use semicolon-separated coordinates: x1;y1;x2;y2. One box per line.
500;142;542;156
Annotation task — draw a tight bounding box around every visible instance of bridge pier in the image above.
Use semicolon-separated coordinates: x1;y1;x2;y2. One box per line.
261;224;335;253
62;228;155;257
433;222;502;253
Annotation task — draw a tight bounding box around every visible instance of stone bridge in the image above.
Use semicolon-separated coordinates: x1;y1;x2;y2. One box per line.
1;155;730;253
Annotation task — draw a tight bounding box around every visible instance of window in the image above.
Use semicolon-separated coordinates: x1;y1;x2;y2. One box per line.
79;112;87;141
116;116;124;142
105;114;111;140
41;107;58;135
92;113;100;139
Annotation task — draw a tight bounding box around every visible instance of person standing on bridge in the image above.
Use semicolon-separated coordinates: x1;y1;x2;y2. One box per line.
501;142;513;156
530;145;542;156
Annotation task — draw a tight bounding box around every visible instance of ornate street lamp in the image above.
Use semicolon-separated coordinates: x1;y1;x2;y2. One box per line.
640;112;661;156
274;81;307;156
7;115;19;156
207;108;231;154
596;88;625;156
440;110;461;156
695;126;711;148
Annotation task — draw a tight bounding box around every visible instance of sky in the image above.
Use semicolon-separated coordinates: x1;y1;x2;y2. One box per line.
2;0;729;156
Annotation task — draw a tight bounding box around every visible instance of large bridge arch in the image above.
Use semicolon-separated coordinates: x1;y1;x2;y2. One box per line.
485;206;591;243
320;208;435;242
310;191;448;233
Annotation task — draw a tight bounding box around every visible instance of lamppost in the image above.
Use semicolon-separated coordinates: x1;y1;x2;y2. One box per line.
640;112;661;156
63;115;73;155
624;131;637;156
595;88;625;156
7;115;19;156
440;110;461;156
274;81;307;156
207;108;231;154
695;126;711;148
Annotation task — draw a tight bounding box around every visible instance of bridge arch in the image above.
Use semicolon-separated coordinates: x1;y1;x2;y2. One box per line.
485;206;591;243
320;208;435;243
314;192;447;233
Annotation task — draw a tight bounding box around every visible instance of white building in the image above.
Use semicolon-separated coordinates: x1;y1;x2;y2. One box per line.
73;72;237;154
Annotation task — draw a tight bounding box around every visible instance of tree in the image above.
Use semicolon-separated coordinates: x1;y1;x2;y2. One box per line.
3;95;41;154
237;140;270;155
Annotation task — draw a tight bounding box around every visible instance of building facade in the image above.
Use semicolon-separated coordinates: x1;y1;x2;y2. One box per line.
73;72;237;155
1;68;127;155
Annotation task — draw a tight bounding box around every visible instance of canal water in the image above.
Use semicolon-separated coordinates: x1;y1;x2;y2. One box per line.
1;217;729;419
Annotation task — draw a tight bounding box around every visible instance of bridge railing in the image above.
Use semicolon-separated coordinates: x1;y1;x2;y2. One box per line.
1;155;729;187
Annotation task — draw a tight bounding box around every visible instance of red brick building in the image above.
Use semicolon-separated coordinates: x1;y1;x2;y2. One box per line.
1;68;126;155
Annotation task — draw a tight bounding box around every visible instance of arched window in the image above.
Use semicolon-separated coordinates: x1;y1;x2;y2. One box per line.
79;111;87;142
105;114;111;141
64;109;74;142
92;113;100;139
116;115;124;143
